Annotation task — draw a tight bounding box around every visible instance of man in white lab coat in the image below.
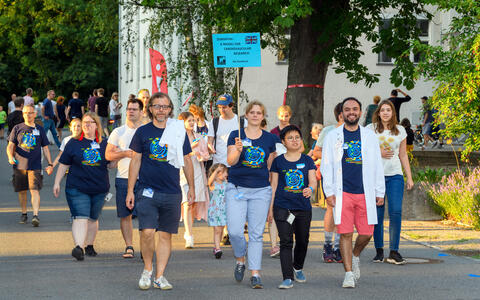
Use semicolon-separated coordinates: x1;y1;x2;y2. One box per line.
321;97;385;288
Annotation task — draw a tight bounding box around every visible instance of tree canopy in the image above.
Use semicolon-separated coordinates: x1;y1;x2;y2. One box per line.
0;0;118;104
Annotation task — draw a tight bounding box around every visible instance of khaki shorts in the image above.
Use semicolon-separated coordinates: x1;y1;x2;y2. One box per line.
13;169;43;192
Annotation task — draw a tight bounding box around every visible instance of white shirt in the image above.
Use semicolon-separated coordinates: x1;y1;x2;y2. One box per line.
60;136;73;152
24;95;34;106
366;124;407;176
207;114;247;166
108;124;138;178
109;99;120;116
8;101;15;113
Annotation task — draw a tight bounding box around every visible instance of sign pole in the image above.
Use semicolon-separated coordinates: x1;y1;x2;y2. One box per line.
237;67;241;138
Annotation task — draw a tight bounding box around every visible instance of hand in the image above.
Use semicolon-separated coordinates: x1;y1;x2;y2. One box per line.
381;147;394;159
123;150;134;159
303;187;313;198
406;178;414;190
8;157;16;165
376;197;384;206
191;139;199;149
45;165;53;175
187;187;195;205
326;195;336;207
207;143;216;154
126;191;135;210
53;183;60;198
234;137;243;153
267;208;273;223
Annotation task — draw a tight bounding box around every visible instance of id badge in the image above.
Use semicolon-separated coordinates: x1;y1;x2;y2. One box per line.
104;193;113;202
32;129;40;136
91;142;100;149
287;212;295;225
242;138;252;147
296;163;305;169
142;188;154;198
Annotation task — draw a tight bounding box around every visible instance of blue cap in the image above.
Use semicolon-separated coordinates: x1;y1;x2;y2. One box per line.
216;94;233;106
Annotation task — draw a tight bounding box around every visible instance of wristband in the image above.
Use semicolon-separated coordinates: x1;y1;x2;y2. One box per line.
48;163;53;167
309;186;314;193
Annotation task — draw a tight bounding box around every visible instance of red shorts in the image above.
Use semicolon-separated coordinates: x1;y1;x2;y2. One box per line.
336;192;374;235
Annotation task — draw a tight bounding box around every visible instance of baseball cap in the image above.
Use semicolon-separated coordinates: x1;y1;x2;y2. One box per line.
216;94;233;106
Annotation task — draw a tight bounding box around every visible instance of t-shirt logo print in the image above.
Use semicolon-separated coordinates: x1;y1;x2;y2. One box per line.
242;146;265;168
20;132;37;150
149;137;168;161
82;148;101;166
345;140;362;164
284;169;304;193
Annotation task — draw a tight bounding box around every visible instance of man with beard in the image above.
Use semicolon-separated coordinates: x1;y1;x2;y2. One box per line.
321;97;385;288
126;92;195;290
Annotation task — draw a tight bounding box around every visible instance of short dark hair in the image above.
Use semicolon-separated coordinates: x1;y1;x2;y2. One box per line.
14;96;24;108
97;88;104;96
147;92;174;119
127;98;144;111
400;118;411;128
341;97;362;111
391;89;398;97
280;124;303;141
334;102;343;122
421;96;428;100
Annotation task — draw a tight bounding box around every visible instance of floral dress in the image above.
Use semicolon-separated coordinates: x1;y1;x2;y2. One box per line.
208;182;227;226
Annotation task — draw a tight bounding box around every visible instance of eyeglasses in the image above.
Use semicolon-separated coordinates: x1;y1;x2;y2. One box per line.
151;104;171;110
286;136;302;141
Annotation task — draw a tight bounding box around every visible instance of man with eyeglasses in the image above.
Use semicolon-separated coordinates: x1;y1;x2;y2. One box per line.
6;104;54;227
126;92;195;290
106;98;144;259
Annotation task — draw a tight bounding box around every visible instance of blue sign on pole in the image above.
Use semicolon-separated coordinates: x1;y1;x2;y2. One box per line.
212;32;261;68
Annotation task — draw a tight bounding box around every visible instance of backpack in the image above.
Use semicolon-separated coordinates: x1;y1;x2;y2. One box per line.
212;115;245;149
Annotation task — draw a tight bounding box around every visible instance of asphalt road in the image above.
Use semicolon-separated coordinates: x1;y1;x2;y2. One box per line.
0;139;479;300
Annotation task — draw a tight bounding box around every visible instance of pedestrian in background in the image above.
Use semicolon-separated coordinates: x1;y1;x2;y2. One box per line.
66;91;85;121
207;163;228;259
87;89;97;112
56;96;67;140
109;92;122;130
95;88;110;137
364;95;380;126
0;106;7;139
400;118;415;153
270;105;292;136
42;90;61;148
7;97;24;135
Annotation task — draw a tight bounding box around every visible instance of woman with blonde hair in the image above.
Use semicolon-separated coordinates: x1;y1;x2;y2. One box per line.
270;105;292;136
53;112;113;261
367;100;414;265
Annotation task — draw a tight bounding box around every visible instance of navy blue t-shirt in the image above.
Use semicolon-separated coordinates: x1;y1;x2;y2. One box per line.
129;122;192;194
9;123;49;170
68;98;84;119
342;127;364;194
227;129;277;188
59;138;110;194
271;154;316;211
43;98;55;118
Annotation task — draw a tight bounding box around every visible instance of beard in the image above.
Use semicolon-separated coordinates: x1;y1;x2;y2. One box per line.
154;113;167;122
344;114;360;126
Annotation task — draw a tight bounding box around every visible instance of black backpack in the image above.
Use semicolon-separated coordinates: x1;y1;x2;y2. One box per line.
212;115;245;149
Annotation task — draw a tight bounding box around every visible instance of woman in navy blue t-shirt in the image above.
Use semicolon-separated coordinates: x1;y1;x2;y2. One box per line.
53;112;112;261
269;125;317;289
226;101;277;289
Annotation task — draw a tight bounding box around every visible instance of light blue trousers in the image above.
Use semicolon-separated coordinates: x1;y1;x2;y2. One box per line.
225;183;272;271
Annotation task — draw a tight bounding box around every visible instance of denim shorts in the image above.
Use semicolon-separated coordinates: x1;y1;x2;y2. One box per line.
65;188;107;221
135;187;182;233
115;178;136;218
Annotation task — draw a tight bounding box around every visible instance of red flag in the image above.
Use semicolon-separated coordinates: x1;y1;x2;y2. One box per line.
149;48;168;93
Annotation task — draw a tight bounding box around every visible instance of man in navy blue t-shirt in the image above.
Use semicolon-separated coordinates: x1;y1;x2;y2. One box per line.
6;104;54;227
42;90;61;148
126;92;195;290
66;91;85;120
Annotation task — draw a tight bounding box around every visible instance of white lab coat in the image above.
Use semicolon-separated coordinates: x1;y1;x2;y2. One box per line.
320;124;385;225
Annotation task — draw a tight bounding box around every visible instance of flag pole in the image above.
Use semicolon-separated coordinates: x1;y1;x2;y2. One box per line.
237;67;241;138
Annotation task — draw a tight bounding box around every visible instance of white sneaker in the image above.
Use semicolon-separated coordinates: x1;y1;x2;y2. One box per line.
342;271;356;288
153;276;173;290
184;234;194;249
138;269;152;290
352;255;360;281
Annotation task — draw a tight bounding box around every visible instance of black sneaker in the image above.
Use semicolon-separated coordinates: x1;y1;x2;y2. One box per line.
85;245;98;257
19;213;27;224
333;248;343;263
221;234;231;246
373;248;384;263
31;215;40;227
386;250;406;265
234;263;246;282
72;246;84;261
250;276;263;289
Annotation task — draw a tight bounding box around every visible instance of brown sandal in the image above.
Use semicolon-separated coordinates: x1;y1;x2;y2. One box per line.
122;246;134;258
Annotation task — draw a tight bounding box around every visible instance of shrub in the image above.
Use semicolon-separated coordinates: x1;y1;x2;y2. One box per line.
423;168;480;230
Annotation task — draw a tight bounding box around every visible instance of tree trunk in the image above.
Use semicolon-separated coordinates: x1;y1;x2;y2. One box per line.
286;2;328;148
184;7;201;105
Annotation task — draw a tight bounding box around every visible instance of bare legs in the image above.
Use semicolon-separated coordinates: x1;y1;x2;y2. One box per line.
17;190;40;215
72;219;99;247
141;229;172;278
340;233;372;272
213;226;225;249
120;215;133;247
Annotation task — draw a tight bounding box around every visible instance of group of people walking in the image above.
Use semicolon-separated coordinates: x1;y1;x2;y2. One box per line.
5;88;415;290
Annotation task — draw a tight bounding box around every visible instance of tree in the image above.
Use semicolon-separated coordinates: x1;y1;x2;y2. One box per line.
0;0;118;103
401;0;480;160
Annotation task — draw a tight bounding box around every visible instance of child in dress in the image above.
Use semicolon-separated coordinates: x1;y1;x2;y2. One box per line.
208;163;228;259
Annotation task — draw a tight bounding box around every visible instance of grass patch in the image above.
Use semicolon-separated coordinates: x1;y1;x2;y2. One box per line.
472;255;480;259
404;232;439;240
457;238;474;243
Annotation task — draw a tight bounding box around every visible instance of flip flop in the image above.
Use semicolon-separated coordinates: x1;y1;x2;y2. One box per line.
122;246;134;258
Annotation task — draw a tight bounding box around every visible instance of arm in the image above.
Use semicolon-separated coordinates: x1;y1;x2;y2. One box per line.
126;152;141;209
267;172;278;223
6;141;16;165
42;104;46;119
207;136;216;154
105;143;133;161
398;139;414;190
81;106;85;115
42;145;54;175
54;104;58;119
208;168;218;189
95;104;98;114
227;138;243;166
53;163;70;197
65;106;71;121
267;152;276;170
52;151;62;168
302;169;317;198
312;145;322;160
182;155;196;205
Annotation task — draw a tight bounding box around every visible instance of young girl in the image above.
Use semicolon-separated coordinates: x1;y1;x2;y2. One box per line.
207;163;228;259
269;125;317;289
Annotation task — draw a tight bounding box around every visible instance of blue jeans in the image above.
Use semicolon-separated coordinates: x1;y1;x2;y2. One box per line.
65;188;107;221
225;183;271;271
373;175;404;251
43;118;61;148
